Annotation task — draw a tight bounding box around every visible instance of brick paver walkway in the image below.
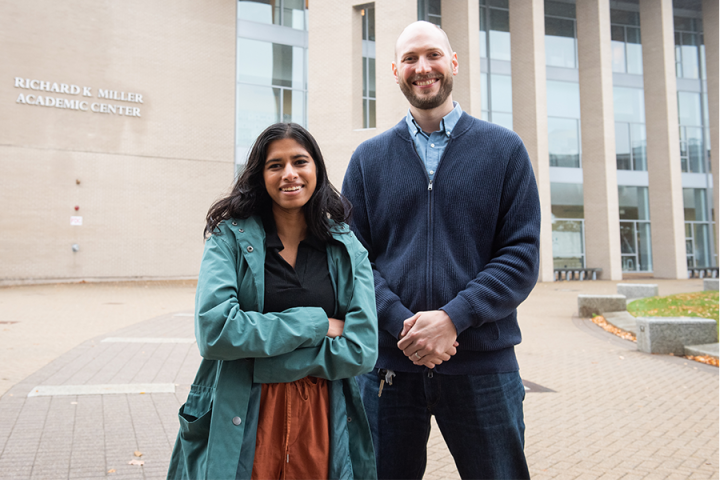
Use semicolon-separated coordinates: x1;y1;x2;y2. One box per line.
0;279;717;479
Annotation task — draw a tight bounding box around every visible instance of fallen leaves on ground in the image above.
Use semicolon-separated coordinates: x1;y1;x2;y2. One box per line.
128;459;144;466
107;469;116;473
134;451;143;457
685;355;719;367
591;315;636;341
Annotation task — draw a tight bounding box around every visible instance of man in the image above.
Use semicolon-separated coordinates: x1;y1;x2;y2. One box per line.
341;21;540;480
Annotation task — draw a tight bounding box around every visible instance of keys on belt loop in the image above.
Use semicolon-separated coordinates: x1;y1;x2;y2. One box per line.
377;369;396;397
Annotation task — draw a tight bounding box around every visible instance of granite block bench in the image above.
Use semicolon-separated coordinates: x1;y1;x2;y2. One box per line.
704;278;719;291
636;317;718;355
617;283;658;300
577;294;627;317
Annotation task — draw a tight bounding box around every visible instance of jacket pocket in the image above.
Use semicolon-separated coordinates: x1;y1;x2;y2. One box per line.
176;385;214;478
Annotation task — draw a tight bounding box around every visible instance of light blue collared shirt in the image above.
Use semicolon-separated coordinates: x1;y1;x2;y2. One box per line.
405;102;463;181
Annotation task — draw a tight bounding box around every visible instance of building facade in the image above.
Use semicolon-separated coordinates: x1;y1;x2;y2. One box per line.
0;0;716;283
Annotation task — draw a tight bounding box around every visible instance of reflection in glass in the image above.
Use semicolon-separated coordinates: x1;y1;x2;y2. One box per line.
283;0;306;30
548;118;580;168
618;186;650;221
238;0;280;25
552;220;584;268
631;124;647;171
236;84;281;147
547;81;580;118
637;222;652;271
492;112;513;131
613;87;645;124
550;182;584;219
678;91;702;126
545;17;576;68
615;123;631;170
491;74;512;113
237;39;303;89
620;222;636;254
626;27;643;74
489;9;510;61
684;188;708;221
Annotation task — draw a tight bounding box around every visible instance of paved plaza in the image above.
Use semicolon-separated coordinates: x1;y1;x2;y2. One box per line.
0;278;717;479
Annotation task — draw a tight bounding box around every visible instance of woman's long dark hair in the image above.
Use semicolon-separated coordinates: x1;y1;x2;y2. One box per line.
204;123;350;241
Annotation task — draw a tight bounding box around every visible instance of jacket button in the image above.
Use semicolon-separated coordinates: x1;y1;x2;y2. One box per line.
232;416;242;426
246;245;253;252
232;221;237;226
239;228;244;233
347;416;352;423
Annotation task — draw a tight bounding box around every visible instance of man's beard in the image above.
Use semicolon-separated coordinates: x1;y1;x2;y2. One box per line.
399;73;453;110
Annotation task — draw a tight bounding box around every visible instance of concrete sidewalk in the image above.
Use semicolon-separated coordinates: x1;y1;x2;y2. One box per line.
0;278;717;479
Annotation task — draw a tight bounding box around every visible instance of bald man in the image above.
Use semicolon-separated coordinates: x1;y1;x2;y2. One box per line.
342;22;540;479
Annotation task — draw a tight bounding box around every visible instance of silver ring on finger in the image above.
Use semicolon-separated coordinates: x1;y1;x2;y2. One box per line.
413;351;421;360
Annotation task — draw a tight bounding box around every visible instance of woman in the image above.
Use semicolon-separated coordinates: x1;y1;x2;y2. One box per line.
167;123;378;480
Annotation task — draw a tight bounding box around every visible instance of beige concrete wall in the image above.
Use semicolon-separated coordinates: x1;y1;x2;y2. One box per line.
442;0;482;117
509;0;554;283
702;0;718;238
639;0;687;278
309;0;414;188
576;0;622;280
0;0;236;283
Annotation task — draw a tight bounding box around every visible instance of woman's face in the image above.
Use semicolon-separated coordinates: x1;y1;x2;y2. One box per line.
263;137;317;215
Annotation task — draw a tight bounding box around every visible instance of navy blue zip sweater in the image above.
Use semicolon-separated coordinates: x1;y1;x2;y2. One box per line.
342;113;541;375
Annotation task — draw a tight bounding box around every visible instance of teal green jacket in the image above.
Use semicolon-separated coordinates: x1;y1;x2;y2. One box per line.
167;216;378;480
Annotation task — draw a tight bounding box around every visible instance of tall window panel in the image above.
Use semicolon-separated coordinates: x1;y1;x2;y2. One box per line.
614;86;647;171
611;9;642;75
236;0;308;168
618;186;652;272
678;91;706;173
418;0;441;26
238;0;307;30
479;0;512;130
551;182;585;268
361;5;376;129
547;80;581;168
684;188;714;268
674;16;704;80
544;0;577;69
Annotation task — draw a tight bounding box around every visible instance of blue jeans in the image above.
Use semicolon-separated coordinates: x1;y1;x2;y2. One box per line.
357;369;529;480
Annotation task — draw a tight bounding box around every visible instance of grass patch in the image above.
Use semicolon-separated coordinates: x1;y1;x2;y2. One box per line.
628;290;719;338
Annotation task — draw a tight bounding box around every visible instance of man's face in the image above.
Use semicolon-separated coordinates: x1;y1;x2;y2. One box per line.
393;23;458;110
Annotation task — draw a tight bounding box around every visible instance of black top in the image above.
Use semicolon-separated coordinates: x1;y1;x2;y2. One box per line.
262;213;335;317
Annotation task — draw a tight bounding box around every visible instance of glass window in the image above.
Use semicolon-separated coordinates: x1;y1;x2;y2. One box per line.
283;0;306;29
618;186;650;221
236;84;281;147
684;188;708;221
545;1;575;18
630;123;647;171
613;87;645;123
678;91;702;126
551;182;584;218
615;123;631;170
492;112;513;130
611;10;639;26
547;81;580;118
479;8;487;58
237;39;304;89
553;220;585;268
545;17;576;68
611;26;627;73
481;73;488;109
238;0;280;25
490;74;512;113
549;118;580;168
489;9;511;61
418;0;441;27
626;27;643;74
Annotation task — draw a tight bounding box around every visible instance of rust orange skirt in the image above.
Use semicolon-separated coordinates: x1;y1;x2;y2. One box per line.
251;376;330;480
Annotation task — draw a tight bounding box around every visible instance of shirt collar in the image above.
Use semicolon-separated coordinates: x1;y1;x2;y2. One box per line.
261;209;325;252
405;101;463;138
